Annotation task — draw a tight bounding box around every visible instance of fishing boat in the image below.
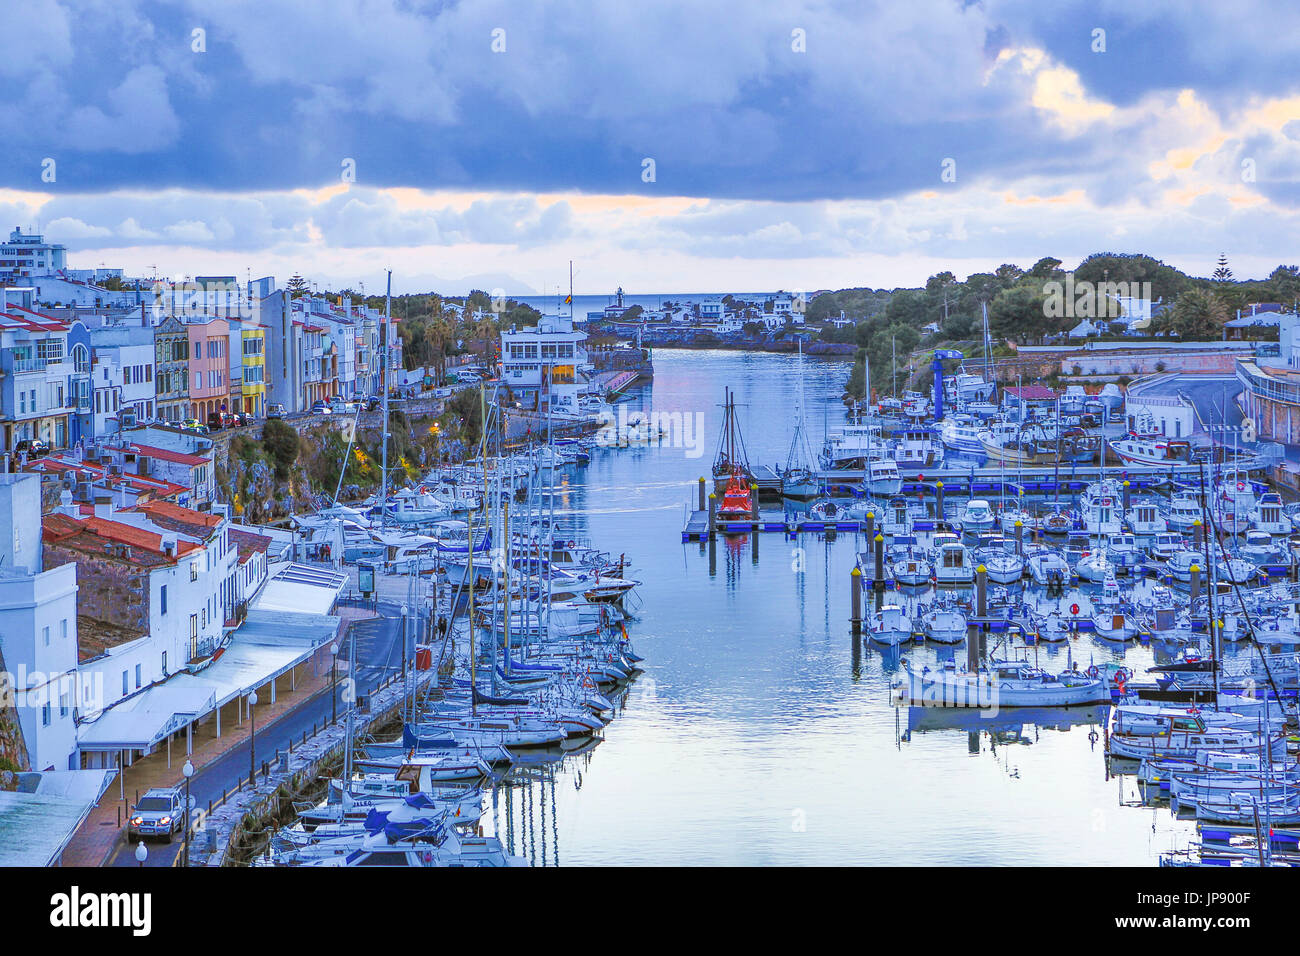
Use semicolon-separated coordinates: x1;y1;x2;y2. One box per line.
937;415;988;458
1091;572;1138;641
1147;531;1185;561
900;659;1111;708
712;386;750;493
867;603;913;646
919;603;967;644
716;472;754;521
1250;492;1289;535
1026;547;1071;586
932;535;975;585
890;547;933;586
1164;548;1204;583
863;458;903;496
888;426;941;468
1108;435;1194;466
1126;498;1167;535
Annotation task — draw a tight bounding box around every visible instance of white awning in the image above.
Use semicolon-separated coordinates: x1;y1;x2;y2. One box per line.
253;562;348;616
166;609;339;708
77;685;216;751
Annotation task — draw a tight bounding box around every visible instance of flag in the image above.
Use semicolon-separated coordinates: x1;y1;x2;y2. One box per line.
564;294;572;304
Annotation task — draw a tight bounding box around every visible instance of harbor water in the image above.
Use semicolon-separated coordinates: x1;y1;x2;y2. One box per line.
488;348;1199;865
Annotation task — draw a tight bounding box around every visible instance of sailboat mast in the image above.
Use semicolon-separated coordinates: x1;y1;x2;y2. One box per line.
468;506;476;715
380;270;391;527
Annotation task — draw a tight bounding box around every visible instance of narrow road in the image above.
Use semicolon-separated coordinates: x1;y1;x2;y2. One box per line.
109;605;410;867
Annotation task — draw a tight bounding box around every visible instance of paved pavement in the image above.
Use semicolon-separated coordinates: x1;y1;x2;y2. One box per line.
1129;373;1248;442
104;602;411;867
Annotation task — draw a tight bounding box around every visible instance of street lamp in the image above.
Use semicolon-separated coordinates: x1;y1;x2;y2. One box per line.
181;758;195;867
247;690;259;785
134;840;148;868
330;643;340;725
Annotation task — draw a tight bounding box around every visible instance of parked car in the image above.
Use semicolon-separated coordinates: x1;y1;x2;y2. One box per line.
129;787;186;843
13;438;50;458
266;403;287;419
311;401;331;415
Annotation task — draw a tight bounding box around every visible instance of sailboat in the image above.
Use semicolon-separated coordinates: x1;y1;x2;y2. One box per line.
782;344;821;501
712;386;751;493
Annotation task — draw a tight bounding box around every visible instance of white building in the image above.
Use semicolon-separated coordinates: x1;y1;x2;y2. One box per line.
0;475;80;771
501;315;587;413
0;227;67;277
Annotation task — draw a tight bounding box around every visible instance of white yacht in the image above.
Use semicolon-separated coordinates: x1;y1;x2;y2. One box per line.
933;535;975;585
864;459;903;496
957;498;996;534
1165;490;1203;533
1125;498;1167;535
1250;492;1289;535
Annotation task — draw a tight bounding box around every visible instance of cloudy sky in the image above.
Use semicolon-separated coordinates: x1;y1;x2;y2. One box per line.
2;0;1298;296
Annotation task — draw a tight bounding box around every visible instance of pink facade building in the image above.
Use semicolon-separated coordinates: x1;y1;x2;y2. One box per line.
186;317;229;420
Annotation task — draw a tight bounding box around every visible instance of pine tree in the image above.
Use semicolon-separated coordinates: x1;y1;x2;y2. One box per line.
1212;254;1233;282
286;273;309;298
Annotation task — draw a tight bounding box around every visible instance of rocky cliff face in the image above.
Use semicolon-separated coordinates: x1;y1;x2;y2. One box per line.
0;641;31;775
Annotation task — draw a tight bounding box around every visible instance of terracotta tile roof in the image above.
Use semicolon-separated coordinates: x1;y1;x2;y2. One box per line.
42;512;201;561
229;528;272;564
119;442;209;466
131;499;221;528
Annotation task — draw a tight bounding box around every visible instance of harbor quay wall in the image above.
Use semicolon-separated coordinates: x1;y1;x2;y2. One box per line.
1007;346;1245;381
190;660;438;867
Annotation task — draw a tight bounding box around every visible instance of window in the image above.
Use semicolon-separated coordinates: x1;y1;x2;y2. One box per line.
42;702;51;727
122;671;129;696
161;651;167;674
59;690;69;718
60;618;67;640
135;664;141;689
160;584;167;615
190;560;198;582
42;625;49;646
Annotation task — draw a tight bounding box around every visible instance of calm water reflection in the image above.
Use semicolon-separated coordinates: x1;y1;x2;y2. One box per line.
489;349;1196;865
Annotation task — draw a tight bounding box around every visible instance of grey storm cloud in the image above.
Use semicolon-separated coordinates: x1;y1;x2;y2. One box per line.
1;0;1295;200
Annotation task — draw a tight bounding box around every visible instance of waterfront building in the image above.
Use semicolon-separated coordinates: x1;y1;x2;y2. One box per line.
42;499;228;735
0;474;80;771
152;316;191;424
501;314;587;414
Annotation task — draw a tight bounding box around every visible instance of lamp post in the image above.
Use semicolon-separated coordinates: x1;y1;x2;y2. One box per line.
181;758;194;867
134;840;148;868
247;690;259;786
330;643;340;725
